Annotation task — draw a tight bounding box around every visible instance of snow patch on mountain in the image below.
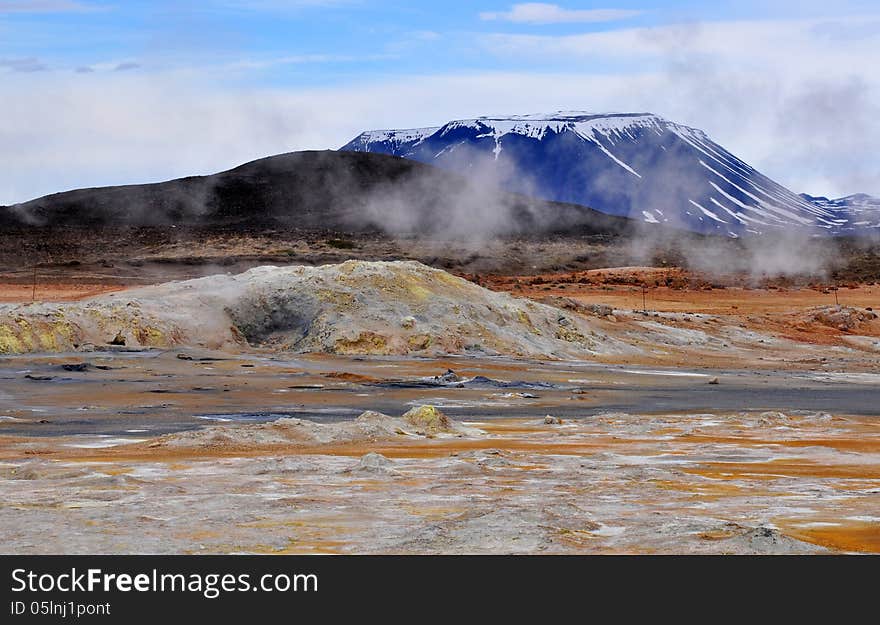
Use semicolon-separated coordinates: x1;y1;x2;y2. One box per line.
346;127;441;154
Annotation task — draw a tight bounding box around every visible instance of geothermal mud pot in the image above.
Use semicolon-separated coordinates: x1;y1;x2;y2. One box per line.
1;262;878;554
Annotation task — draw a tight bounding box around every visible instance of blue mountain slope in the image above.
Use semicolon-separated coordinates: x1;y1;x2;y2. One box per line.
342;112;866;237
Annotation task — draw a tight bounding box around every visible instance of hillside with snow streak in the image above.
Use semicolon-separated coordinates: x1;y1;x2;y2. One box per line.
342;112;858;237
801;193;880;232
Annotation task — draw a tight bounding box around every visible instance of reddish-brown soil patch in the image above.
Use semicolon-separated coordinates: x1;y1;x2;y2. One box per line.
0;282;125;303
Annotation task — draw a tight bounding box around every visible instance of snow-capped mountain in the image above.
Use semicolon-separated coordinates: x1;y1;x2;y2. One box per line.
800;193;880;232
342;112;864;236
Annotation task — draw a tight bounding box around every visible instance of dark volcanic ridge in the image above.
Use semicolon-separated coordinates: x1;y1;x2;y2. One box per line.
0;150;635;239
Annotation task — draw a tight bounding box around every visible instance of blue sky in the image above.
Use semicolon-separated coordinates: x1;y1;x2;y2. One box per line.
2;1;873;83
1;1;879;203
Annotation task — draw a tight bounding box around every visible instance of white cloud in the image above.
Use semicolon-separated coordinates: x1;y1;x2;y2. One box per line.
225;53;395;71
482;17;880;77
113;61;140;71
480;3;642;25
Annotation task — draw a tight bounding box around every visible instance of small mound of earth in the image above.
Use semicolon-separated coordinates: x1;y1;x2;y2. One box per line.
400;405;476;435
149;407;479;450
800;306;878;331
754;410;834;426
717;525;825;555
0;460;90;481
539;296;615;319
347;452;395;474
0;261;635;359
